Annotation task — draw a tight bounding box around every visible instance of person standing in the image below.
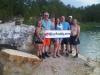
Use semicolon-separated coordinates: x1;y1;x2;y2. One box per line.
53;18;63;58
68;16;73;25
49;17;55;55
70;19;80;57
34;20;44;59
60;16;71;56
42;12;52;58
67;16;73;53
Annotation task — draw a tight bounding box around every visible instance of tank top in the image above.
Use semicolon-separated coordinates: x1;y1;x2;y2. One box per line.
34;27;44;41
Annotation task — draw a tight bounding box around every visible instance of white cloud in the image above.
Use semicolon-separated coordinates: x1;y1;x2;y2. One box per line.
76;0;100;5
61;0;100;7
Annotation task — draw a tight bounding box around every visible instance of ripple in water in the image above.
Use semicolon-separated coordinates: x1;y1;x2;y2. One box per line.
80;30;100;61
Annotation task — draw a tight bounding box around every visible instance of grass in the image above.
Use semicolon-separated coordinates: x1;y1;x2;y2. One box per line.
80;22;100;31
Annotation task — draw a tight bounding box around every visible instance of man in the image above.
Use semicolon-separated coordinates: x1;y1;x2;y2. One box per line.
42;12;52;58
68;16;73;25
68;16;73;53
60;16;70;56
70;19;80;57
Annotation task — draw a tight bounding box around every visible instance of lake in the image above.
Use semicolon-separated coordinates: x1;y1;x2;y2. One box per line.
80;28;100;61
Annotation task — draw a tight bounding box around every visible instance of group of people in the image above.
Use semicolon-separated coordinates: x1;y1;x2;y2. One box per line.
33;12;80;59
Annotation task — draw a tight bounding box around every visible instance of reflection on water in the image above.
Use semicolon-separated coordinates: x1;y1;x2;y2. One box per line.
80;29;100;61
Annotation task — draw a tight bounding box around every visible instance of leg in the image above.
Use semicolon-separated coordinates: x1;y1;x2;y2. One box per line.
66;43;70;52
65;44;69;56
61;40;64;55
38;44;42;59
75;45;79;57
57;42;61;57
42;41;46;59
36;44;40;57
53;42;58;58
44;38;51;57
72;45;78;58
43;45;50;58
39;44;43;55
69;44;72;53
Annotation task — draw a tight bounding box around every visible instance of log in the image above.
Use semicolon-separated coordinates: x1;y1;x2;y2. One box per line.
0;49;41;65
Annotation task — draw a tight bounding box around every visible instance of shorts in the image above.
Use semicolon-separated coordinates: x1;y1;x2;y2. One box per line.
53;38;62;43
51;38;55;43
70;35;80;45
43;38;51;46
34;39;43;44
61;38;70;45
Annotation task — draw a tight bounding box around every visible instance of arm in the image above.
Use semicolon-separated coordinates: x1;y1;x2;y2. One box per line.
68;22;71;30
36;27;43;41
76;25;80;39
35;27;41;39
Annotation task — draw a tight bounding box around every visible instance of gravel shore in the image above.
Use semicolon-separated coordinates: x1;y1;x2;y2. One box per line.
32;55;93;75
0;53;93;75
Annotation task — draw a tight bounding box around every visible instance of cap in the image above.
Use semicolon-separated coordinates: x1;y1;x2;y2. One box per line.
68;16;73;19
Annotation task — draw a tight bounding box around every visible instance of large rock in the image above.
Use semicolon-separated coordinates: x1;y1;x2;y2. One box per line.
0;49;41;65
0;22;35;52
0;49;41;75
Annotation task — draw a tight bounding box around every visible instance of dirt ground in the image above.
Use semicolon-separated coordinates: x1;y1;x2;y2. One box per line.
31;55;93;75
0;51;93;75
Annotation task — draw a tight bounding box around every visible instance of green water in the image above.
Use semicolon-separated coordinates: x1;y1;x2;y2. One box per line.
80;28;100;60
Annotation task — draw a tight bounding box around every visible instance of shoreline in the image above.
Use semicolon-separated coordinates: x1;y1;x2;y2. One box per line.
0;49;100;75
78;54;100;75
0;22;100;75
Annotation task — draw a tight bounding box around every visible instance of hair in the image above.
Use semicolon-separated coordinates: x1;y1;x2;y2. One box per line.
55;18;60;29
44;12;49;16
72;19;80;25
55;18;60;25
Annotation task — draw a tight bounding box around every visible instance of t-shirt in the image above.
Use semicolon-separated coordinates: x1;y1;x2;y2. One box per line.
61;22;70;30
42;19;52;30
51;22;55;30
56;24;63;30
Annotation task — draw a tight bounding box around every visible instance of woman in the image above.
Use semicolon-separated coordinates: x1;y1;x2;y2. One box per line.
53;18;63;58
34;20;44;59
70;19;80;57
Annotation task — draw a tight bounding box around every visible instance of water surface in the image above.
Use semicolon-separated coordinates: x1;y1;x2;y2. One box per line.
80;28;100;61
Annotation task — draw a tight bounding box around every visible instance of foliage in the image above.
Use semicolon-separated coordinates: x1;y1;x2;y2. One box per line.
0;0;100;23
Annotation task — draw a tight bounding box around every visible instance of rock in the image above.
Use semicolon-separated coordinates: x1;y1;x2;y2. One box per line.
0;49;41;65
0;22;35;52
0;49;41;75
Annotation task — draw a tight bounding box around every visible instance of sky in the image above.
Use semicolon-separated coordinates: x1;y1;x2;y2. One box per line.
60;0;100;8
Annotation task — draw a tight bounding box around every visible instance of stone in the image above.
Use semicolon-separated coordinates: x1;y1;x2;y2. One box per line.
0;49;41;65
0;22;35;52
0;49;41;75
